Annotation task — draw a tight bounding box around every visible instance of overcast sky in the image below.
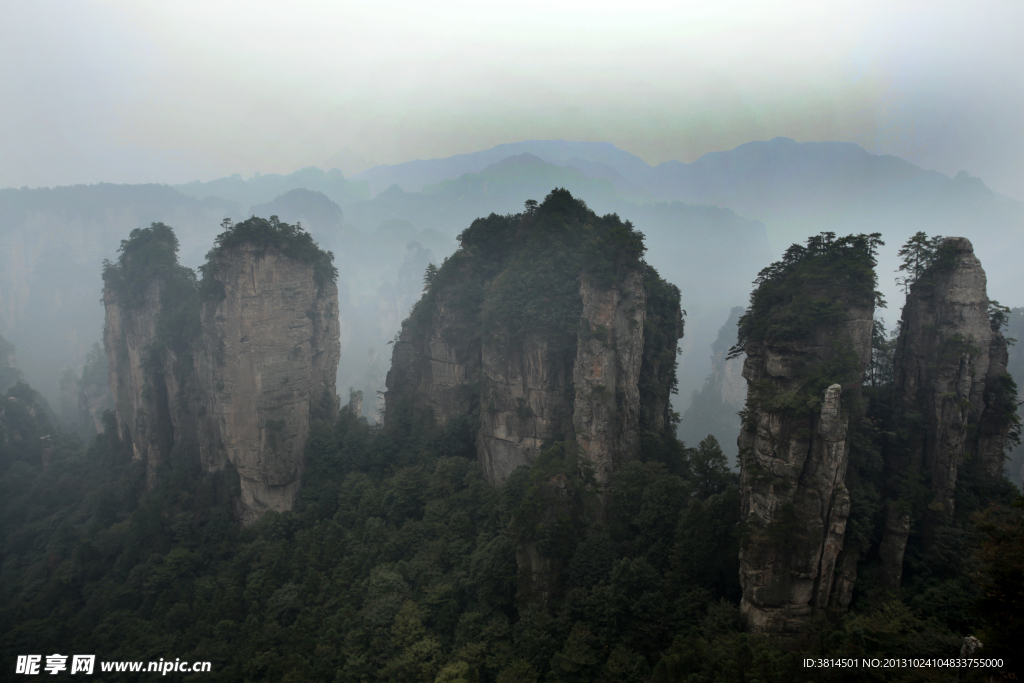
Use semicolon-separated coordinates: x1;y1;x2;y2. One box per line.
2;0;1022;199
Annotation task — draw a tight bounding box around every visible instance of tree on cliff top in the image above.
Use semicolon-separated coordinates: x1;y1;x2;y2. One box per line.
730;231;883;359
416;188;648;352
101;222;182;309
895;231;945;294
201;215;338;290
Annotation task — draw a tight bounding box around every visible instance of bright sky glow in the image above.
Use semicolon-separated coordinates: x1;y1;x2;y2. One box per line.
2;0;1022;198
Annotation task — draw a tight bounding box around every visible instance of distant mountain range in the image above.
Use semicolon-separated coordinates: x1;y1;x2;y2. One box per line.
4;137;1022;426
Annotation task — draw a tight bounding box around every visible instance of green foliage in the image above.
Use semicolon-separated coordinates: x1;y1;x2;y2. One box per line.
2;352;1017;683
895;231;945;294
730;231;881;358
685;436;733;499
989;299;1011;333
507;443;598;567
973;495;1024;675
867;317;897;387
639;266;684;433
101;222;183;309
200;216;338;296
101;222;203;362
416;189;647;355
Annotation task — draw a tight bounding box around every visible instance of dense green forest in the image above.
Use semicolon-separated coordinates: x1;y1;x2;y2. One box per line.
1;232;1022;681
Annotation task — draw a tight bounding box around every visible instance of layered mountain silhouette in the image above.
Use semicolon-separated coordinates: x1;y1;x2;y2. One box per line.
3;138;1021;433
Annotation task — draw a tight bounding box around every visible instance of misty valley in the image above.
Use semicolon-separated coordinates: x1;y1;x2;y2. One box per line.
2;140;1023;682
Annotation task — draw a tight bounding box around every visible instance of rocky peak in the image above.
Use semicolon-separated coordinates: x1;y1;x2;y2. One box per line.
734;232;878;634
196;236;340;524
102;218;340;523
384;189;682;489
879;236;1016;587
102;223;192;487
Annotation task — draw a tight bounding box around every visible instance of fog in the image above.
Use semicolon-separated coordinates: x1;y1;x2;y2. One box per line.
1;1;1022;467
3;2;1023;197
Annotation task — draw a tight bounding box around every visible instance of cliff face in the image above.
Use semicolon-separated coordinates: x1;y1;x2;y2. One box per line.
384;191;682;489
738;311;872;633
879;237;1014;588
102;220;340;523
734;234;876;634
572;271;646;487
384;288;480;430
196;244;340;524
103;267;183;488
478;331;572;484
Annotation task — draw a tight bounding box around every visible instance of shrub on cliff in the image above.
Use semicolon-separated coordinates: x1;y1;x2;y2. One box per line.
102;222;202;353
200;215;338;294
101;222;184;309
412;188;647;354
730;231;883;358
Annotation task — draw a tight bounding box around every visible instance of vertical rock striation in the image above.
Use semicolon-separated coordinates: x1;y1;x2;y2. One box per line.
103;278;167;484
879;237;1015;588
102;225;195;489
572;271;646;487
477;331;572;484
196;244;340;524
384;289;480;431
384;191;682;490
734;233;876;634
383;190;684;607
102;219;340;524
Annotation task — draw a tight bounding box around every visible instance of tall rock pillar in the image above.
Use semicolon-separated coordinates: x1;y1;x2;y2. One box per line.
735;233;875;634
879;237;1015;588
197;242;340;525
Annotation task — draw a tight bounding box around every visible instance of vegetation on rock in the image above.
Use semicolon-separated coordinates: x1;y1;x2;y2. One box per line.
731;231;882;358
201;215;338;295
412;188;646;355
2;221;1022;680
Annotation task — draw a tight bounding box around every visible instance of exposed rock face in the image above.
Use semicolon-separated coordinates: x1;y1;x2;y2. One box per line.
103;278;173;487
385;269;671;487
738;317;872;632
102;221;340;524
880;237;1014;588
573;272;646;486
478;332;572;483
385;290;480;430
384;191;685;488
384;191;682;605
736;237;874;634
196;245;340;524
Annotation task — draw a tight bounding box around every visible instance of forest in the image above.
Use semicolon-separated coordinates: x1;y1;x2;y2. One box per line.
1;204;1022;682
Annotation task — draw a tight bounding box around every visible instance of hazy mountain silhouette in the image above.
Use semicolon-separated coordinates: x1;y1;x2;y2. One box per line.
175;167;369;210
352;140;654;196
423;153;617;201
0;184;239;407
250;189;346;233
6;136;1022;426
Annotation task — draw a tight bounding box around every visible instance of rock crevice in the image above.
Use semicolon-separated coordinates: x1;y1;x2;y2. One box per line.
102;222;340;524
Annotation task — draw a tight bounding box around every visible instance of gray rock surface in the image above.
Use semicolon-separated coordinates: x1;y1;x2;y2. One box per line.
385;269;665;488
737;297;873;634
880;237;1013;587
478;332;572;483
197;244;340;524
104;241;340;524
103;278;173;488
572;271;646;487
